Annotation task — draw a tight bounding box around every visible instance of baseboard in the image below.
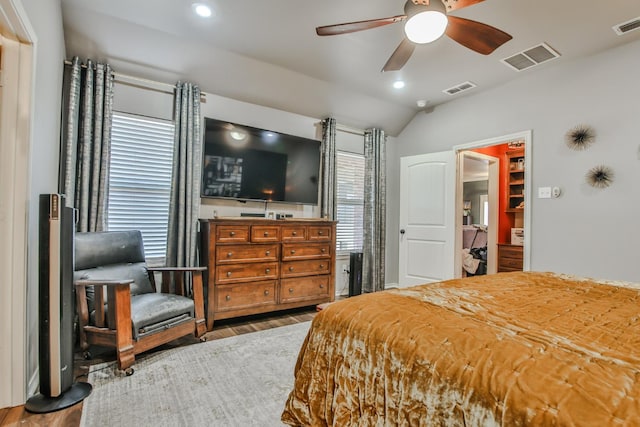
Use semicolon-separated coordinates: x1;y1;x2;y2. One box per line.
28;366;39;398
384;283;399;290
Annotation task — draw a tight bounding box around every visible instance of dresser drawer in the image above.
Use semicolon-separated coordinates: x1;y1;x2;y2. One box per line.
216;225;250;243
499;245;523;259
308;226;332;241
281;225;306;242
281;259;331;278
215;281;277;312
281;276;329;303
251;225;280;243
498;244;523;272
215;262;279;284
215;244;278;264
281;243;331;261
498;257;523;270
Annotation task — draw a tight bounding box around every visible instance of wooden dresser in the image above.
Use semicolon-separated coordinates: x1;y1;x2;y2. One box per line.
199;218;336;330
497;243;523;272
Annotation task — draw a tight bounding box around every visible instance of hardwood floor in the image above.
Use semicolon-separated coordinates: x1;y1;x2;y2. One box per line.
0;307;317;426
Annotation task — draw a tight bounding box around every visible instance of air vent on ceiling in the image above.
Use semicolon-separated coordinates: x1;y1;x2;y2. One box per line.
501;43;560;72
613;16;640;35
443;81;477;96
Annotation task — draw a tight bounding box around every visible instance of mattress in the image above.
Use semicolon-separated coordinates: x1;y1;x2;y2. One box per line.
282;272;640;426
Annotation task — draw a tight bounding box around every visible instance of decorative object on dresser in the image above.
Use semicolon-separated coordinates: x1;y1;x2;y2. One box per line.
200;218;336;330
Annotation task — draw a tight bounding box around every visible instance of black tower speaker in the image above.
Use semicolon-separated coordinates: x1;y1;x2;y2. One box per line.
348;252;363;297
25;194;91;413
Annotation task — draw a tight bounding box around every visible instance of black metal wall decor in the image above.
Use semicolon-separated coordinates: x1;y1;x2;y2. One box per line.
565;124;596;151
585;165;614;189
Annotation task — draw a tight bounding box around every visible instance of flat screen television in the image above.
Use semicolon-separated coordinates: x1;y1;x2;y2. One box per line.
201;117;321;205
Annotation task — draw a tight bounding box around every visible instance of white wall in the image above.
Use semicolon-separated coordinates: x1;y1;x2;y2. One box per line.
391;39;640;283
18;0;66;400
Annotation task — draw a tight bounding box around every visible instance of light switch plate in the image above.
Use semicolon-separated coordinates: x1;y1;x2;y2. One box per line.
538;187;551;198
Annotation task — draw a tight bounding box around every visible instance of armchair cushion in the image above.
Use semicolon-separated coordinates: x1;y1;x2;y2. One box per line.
75;262;154;313
75;231;156;313
76;230;146;269
130;293;195;340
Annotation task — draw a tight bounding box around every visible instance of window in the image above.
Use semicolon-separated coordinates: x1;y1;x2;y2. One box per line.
336;151;365;253
107;112;175;261
480;194;489;226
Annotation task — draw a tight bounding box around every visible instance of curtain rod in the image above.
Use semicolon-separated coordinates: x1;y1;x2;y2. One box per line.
337;124;365;136
315;121;365;136
63;60;208;102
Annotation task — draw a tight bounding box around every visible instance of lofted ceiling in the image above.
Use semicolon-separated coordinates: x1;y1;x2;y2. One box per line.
60;0;640;136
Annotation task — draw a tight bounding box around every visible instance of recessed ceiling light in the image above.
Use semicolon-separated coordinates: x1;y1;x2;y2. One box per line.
416;100;427;108
192;3;212;18
393;80;406;89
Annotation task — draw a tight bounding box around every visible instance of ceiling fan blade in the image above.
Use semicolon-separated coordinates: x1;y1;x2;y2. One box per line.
316;15;406;36
441;0;485;12
382;38;416;72
445;16;512;55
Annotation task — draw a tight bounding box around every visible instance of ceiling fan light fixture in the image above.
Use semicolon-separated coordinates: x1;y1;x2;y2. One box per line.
192;3;212;18
404;11;448;44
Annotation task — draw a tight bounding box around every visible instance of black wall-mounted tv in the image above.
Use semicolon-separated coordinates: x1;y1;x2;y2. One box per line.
201;117;321;205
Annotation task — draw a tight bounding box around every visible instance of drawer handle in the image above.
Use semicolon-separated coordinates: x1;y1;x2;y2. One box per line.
264;231;269;237
321;248;326;253
319;264;325;269
226;271;232;277
318;231;324;235
290;249;296;254
319;284;324;289
264;290;270;296
265;268;271;274
227;252;233;258
289;288;294;293
292;231;297;236
230;231;236;237
289;266;294;272
225;295;231;301
266;250;271;256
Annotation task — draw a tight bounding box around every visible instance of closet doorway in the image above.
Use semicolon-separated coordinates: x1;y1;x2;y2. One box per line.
456;151;498;277
454;131;532;278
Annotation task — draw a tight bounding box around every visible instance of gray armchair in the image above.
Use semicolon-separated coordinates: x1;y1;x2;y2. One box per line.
74;230;206;374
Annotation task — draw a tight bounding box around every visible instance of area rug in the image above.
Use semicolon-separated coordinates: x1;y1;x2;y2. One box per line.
80;321;311;427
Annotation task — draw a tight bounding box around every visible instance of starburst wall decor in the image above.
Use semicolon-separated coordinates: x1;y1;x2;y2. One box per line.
585;165;614;189
565;124;596;151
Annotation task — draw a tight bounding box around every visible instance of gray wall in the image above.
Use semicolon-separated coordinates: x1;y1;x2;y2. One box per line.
21;0;66;395
391;39;640;283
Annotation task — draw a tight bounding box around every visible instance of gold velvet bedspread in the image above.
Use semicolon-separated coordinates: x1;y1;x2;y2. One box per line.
281;272;640;426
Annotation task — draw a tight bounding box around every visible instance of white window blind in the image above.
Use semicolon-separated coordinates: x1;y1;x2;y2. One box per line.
107;112;175;261
336;151;365;253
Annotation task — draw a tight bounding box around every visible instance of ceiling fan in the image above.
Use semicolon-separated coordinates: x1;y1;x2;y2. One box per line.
316;0;512;72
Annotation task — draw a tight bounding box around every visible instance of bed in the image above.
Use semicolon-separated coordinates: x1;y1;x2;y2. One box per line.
281;271;640;426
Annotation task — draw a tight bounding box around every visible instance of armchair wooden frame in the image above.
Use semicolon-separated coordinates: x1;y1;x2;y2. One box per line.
75;266;207;374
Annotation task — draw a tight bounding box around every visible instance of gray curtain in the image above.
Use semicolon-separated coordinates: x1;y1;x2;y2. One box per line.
59;56;114;232
320;118;337;220
166;82;202;269
362;128;386;293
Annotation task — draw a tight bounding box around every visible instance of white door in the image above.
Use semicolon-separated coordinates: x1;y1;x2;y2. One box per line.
399;151;456;287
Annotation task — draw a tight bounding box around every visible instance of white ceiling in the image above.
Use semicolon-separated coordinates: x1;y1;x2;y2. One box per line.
60;0;640;136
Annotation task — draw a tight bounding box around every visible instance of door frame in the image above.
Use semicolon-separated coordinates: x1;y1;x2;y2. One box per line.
453;130;532;272
0;0;36;407
455;151;499;277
